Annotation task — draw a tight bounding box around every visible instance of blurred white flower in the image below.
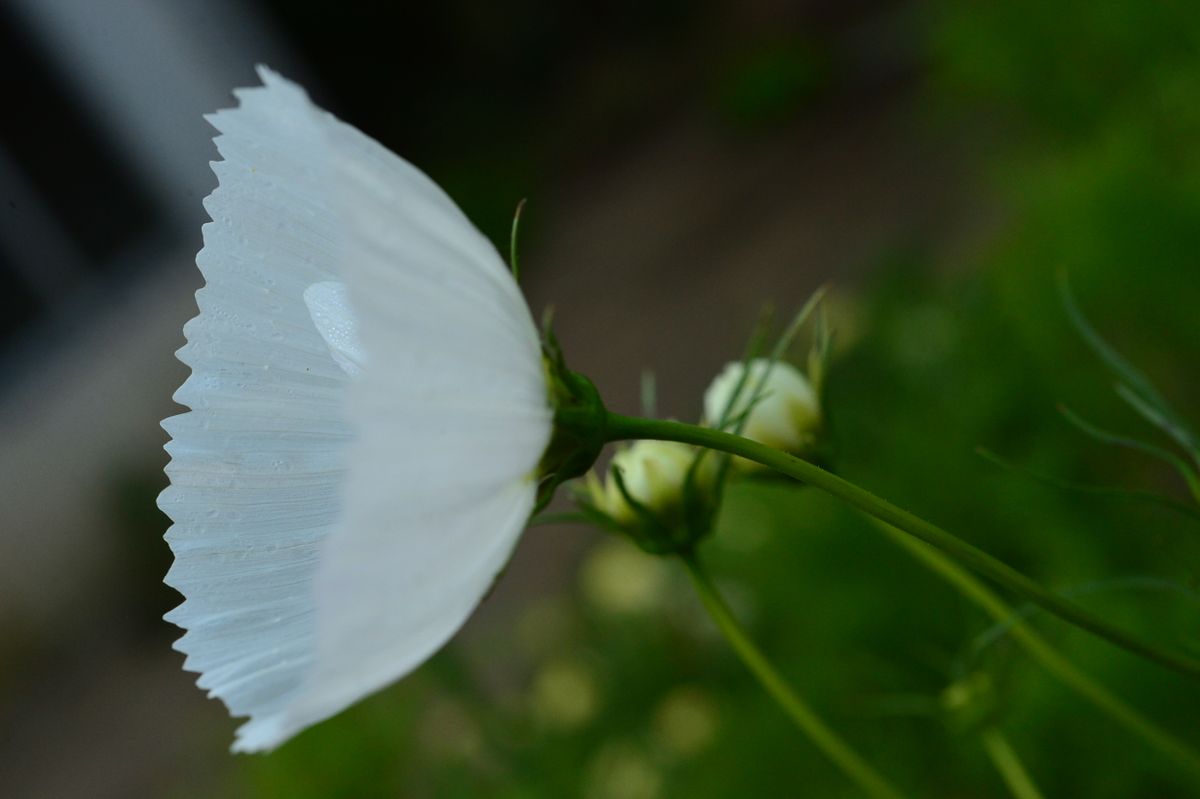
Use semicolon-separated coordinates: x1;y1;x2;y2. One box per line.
583;439;700;523
703;358;820;458
159;67;553;752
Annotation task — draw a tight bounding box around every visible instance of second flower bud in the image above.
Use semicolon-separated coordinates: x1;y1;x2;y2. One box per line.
581;439;716;553
703;358;822;466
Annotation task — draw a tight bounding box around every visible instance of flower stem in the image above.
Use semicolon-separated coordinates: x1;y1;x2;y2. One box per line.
679;550;907;799
872;518;1200;782
603;413;1200;681
980;727;1045;799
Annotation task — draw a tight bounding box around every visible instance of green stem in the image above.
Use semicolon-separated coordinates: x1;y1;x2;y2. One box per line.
679;550;907;799
604;413;1200;681
980;727;1045;799
873;518;1200;781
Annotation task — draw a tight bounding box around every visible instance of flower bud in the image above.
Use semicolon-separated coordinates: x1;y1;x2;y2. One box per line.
703;359;820;458
940;671;999;735
584;439;700;524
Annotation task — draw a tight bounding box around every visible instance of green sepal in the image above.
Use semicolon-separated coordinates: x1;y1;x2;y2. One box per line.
573;456;718;556
535;319;607;513
571;443;722;556
609;466;685;554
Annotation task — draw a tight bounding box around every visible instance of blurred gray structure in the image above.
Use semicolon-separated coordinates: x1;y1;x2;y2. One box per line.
0;0;291;636
0;4;302;795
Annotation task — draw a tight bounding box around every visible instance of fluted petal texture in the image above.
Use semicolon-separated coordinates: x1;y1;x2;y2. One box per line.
160;67;552;752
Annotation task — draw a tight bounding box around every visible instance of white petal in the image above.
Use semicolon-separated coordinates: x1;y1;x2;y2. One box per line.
161;68;350;735
235;90;553;751
160;66;551;753
303;281;364;377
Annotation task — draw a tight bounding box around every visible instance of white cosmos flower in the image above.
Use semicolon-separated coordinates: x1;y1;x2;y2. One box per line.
159;67;553;752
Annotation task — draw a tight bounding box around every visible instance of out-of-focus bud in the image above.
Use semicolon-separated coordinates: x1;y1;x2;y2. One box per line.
530;657;600;730
940;671;998;735
584;440;701;523
653;685;719;758
703;359;821;458
581;538;671;615
585;741;663;799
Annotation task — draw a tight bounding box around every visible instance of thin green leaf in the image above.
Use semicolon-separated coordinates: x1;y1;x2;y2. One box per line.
765;283;830;367
1116;383;1200;470
726;285;829;439
509;198;527;281
807;301;833;399
714;285;827;432
711;286;830;504
976;447;1200;525
970;575;1200;661
713;306;774;429
706;307;774;498
1059;405;1200;502
1059;271;1198;458
720;390;775;431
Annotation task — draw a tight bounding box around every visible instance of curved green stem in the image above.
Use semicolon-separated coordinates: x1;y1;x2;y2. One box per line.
980;727;1045;799
604;413;1200;681
871;519;1200;781
679;550;907;799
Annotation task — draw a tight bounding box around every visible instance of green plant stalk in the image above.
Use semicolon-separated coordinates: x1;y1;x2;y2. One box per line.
679;550;907;799
603;413;1200;681
980;727;1045;799
871;518;1200;781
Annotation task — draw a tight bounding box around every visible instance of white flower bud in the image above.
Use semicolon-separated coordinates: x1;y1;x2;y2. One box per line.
585;439;702;523
703;359;820;456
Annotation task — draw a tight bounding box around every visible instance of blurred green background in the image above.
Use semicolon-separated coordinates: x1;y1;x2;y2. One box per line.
3;1;1200;797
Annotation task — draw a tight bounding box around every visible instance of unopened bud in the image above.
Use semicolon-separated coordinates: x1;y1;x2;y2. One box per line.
703;359;820;459
585;440;699;523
